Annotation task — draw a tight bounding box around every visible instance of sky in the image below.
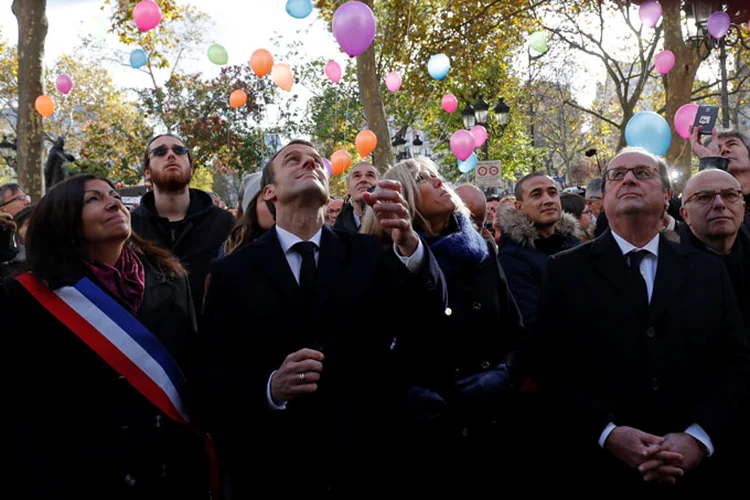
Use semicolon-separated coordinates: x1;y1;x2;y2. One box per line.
0;0;351;126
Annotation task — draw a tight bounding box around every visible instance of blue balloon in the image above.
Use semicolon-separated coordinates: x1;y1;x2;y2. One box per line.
458;153;478;173
624;111;671;156
428;53;451;80
130;48;147;69
286;0;313;19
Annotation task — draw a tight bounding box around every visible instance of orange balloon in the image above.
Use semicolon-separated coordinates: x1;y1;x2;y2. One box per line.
35;95;55;118
250;48;274;77
355;130;377;158
331;149;352;175
271;64;294;92
229;89;248;108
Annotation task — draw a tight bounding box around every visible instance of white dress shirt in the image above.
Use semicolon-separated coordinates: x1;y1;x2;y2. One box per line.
598;231;714;456
266;224;425;409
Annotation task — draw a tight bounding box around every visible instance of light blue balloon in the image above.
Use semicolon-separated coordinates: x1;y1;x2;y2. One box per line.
624;111;671;156
428;53;451;80
286;0;313;19
130;48;147;69
458;153;478;173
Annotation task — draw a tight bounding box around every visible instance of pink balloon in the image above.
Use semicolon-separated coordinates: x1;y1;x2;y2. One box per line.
325;61;341;83
638;1;662;28
442;94;458;113
332;1;377;57
654;50;675;75
707;11;730;39
450;129;476;161
133;0;162;32
56;74;72;95
471;125;487;148
674;103;699;140
385;71;402;92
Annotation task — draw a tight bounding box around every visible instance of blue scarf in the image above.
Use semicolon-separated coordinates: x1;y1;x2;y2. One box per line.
418;213;489;278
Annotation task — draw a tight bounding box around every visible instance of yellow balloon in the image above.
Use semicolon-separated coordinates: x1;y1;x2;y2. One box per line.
271;64;294;92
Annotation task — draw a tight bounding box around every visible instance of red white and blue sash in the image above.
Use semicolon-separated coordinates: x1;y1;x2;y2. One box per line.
15;273;191;424
16;272;220;498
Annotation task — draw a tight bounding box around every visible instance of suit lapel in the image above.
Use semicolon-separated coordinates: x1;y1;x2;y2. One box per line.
314;226;347;314
591;230;649;316
253;227;302;301
647;235;690;325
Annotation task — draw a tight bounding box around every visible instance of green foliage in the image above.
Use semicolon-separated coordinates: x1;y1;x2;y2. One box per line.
189;166;214;192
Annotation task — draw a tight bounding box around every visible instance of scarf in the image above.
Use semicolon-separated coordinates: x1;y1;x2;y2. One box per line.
418;212;489;279
84;246;146;313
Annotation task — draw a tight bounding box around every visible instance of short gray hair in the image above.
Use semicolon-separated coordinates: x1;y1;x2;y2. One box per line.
585;177;603;199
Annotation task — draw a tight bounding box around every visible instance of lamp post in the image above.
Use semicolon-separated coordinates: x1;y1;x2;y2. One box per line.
0;135;17;172
684;1;750;128
412;134;424;157
391;134;407;161
461;96;512;161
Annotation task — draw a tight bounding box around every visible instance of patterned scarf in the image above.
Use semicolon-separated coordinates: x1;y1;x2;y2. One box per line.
417;212;489;279
84;246;146;313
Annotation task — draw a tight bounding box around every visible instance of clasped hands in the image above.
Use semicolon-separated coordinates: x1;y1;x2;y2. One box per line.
604;426;706;484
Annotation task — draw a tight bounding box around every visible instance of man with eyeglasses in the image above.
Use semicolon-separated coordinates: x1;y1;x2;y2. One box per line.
690;127;750;235
0;183;31;218
0;183;29;280
130;133;235;314
534;147;750;493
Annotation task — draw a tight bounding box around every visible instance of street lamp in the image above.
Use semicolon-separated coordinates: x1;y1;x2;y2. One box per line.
0;135;17;171
391;134;407;161
473;96;490;127
494;98;511;132
461;103;476;129
412;134;424;157
683;1;750;128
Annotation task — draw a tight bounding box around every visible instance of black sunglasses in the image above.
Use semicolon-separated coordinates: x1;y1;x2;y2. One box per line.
149;145;189;157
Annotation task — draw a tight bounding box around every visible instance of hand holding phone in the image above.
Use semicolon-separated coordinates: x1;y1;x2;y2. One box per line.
692;105;720;136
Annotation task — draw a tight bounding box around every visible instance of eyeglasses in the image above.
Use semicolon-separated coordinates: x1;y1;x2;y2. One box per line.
0;194;30;207
149;145;189;157
604;166;659;182
684;189;744;206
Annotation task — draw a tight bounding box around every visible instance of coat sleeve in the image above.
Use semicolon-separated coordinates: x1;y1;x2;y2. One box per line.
533;254;615;445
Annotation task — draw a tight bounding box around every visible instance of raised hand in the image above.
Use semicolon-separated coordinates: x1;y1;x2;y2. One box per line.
362;180;419;257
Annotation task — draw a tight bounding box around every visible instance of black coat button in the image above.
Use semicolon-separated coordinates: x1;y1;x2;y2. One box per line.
650;378;660;391
646;327;656;338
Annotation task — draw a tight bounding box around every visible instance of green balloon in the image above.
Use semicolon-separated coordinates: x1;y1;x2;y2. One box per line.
529;31;548;54
208;43;228;65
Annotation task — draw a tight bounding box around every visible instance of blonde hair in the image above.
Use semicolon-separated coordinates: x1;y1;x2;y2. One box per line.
361;156;471;241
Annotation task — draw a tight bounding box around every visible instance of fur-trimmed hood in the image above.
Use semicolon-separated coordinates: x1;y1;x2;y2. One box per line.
496;205;583;249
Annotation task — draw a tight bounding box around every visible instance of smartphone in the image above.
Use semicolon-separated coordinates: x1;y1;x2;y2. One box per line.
693;105;720;135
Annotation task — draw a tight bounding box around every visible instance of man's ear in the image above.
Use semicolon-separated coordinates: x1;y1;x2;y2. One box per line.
514;199;523;213
679;205;689;225
263;184;276;203
144;168;151;181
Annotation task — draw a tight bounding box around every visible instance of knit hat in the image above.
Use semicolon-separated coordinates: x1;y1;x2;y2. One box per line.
241;172;263;214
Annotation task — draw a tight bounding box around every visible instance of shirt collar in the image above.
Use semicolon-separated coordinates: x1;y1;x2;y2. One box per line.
275;225;323;253
611;230;660;257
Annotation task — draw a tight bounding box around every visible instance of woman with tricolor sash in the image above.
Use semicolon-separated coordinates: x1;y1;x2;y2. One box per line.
2;174;214;499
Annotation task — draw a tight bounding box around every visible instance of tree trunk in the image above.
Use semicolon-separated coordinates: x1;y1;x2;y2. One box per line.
355;0;393;171
12;0;47;201
662;0;699;194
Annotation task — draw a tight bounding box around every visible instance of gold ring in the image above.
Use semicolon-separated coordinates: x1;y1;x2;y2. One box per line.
299;372;305;382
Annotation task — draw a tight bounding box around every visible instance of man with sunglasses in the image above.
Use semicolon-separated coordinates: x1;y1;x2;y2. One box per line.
130;134;235;314
534;147;750;493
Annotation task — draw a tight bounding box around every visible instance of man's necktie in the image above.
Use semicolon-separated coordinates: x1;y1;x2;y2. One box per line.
292;241;317;298
627;249;650;305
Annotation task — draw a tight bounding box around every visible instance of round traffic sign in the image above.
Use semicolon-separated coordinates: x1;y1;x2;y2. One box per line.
489;166;499;175
477;166;488;176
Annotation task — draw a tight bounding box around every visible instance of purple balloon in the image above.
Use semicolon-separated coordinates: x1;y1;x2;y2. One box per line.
332;1;376;57
707;11;730;40
638;1;662;29
323;158;333;177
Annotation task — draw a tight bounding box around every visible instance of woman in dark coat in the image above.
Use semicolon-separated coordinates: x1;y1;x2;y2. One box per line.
361;157;526;495
2;174;212;500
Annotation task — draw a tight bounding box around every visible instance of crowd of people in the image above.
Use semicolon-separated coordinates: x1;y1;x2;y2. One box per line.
2;125;750;498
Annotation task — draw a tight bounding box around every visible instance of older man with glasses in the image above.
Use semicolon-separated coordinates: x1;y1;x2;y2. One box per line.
0;183;31;218
533;147;750;493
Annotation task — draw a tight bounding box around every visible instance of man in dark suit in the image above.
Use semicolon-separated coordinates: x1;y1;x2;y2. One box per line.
534;147;750;493
200;140;447;498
